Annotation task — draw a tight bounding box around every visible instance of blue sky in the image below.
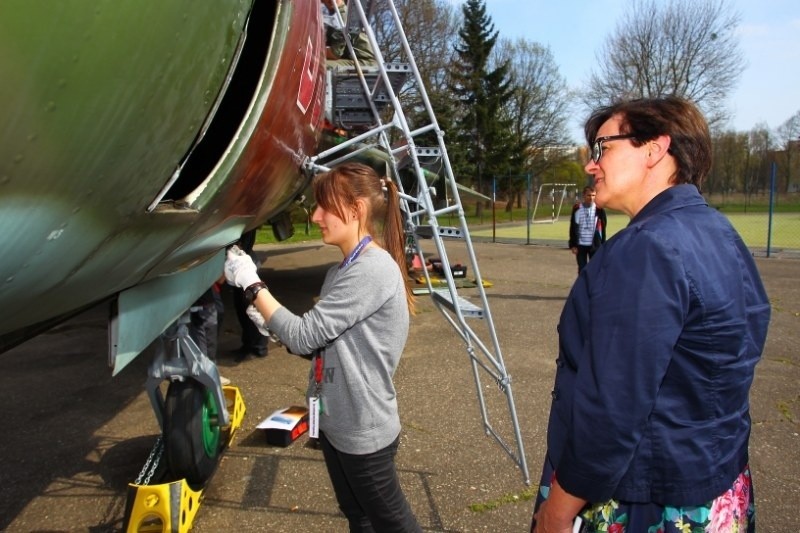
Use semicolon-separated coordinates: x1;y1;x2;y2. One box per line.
449;0;799;141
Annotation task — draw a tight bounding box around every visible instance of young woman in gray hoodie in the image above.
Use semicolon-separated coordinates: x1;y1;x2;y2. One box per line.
225;162;421;532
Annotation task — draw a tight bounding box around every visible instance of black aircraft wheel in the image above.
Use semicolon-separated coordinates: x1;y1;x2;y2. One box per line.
164;379;222;486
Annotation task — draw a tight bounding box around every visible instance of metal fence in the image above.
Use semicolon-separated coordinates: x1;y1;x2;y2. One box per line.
475;171;800;258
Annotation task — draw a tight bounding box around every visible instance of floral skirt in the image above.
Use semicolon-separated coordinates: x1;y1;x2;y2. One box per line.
531;456;755;532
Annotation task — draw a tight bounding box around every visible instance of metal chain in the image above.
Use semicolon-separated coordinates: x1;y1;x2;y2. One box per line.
134;436;164;486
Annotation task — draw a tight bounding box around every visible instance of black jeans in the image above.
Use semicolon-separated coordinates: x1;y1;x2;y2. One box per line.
319;432;421;533
575;245;596;273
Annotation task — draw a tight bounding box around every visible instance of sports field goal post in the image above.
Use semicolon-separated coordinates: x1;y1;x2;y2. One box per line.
531;183;574;223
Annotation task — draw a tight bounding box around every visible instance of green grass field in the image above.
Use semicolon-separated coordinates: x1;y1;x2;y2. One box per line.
470;212;800;249
257;211;799;251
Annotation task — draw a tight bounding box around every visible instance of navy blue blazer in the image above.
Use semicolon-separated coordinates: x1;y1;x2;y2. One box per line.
547;184;771;505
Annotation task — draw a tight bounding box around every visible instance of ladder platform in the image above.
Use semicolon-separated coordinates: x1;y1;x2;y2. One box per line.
432;289;484;318
396;147;441;171
414;225;463;239
330;64;411;128
331;64;411;105
331;62;412;75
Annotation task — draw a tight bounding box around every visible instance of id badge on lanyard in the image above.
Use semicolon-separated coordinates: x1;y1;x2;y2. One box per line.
309;397;321;438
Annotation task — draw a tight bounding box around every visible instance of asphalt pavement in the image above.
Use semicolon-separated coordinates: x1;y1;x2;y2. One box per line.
0;241;798;532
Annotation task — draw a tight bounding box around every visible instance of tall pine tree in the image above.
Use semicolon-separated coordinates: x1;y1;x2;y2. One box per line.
449;0;514;210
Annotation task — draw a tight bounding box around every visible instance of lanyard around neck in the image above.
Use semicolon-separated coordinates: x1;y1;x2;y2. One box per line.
340;235;372;269
315;236;371;389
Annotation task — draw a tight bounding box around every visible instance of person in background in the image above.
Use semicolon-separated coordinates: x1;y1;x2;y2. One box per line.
231;228;268;362
321;0;376;67
568;185;606;274
225;162;421;532
531;96;770;533
189;278;230;385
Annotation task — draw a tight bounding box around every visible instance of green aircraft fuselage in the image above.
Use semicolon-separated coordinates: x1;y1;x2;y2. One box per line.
0;0;327;367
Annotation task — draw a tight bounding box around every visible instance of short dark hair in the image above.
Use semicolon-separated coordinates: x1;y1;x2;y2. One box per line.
584;96;712;190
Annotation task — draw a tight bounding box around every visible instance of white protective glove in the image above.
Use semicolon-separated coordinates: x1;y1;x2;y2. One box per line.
246;304;272;337
224;245;262;289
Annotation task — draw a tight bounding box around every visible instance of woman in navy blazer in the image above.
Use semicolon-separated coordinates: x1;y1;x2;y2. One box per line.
531;97;770;533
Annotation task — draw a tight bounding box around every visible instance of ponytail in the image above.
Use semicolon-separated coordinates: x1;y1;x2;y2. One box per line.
381;179;415;313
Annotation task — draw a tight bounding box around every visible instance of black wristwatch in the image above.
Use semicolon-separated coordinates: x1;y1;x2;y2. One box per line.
244;281;268;304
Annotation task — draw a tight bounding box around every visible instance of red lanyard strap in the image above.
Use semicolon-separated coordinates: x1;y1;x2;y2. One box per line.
314;350;324;385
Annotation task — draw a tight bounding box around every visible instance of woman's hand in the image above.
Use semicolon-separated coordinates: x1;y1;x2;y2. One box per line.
532;499;576;533
224;245;261;289
532;479;585;533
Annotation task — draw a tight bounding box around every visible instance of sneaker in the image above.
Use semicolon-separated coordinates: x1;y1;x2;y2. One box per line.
220;375;231;386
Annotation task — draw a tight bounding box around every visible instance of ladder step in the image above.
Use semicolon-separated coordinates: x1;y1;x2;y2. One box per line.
396;147;441;170
432;290;484;318
329;64;411;127
333;110;375;129
414;225;463;239
332;66;410;99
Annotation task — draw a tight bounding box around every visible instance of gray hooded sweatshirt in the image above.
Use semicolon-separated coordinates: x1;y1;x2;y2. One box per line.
268;246;409;454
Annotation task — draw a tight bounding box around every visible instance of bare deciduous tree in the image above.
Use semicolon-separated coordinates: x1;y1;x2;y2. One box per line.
493;38;573;209
776;110;800;192
709;130;748;197
372;0;460;88
584;0;743;126
495;39;571;157
748;123;776;196
368;1;461;148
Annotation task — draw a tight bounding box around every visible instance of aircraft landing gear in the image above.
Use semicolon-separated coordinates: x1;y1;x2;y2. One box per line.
144;310;233;486
124;310;246;531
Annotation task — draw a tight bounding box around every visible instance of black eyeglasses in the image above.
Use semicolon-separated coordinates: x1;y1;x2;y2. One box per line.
590;134;636;163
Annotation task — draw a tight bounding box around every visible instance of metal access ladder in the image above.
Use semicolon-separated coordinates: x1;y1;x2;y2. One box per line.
307;0;529;485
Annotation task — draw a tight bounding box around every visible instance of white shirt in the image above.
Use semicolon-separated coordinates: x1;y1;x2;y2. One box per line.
575;203;597;246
